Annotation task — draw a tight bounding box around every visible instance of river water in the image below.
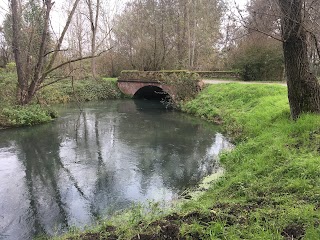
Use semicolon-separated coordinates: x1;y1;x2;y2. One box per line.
0;100;232;240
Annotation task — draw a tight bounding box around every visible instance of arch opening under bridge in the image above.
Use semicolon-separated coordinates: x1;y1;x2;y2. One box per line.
133;85;171;101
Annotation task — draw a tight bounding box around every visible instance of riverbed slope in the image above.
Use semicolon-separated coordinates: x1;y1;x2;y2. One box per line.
54;83;320;239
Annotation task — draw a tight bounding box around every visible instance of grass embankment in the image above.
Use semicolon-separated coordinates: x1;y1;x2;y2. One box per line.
54;83;320;240
0;75;123;128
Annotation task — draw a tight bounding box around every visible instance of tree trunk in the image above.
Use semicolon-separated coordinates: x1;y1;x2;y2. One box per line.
11;0;81;105
10;0;27;105
28;0;53;104
279;0;320;120
86;0;100;78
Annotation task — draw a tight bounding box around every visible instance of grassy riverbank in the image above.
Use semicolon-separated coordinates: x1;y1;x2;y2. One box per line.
0;76;123;128
51;83;320;239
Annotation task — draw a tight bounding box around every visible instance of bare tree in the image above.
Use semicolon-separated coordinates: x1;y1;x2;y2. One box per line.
10;0;81;105
113;0;224;71
85;0;101;78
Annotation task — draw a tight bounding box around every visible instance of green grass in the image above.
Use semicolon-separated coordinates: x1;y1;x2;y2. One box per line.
180;84;320;239
51;83;320;239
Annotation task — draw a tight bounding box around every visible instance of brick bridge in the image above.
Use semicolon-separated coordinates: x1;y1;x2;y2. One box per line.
117;71;203;100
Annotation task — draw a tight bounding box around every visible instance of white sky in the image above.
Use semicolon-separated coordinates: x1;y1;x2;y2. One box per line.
0;0;249;27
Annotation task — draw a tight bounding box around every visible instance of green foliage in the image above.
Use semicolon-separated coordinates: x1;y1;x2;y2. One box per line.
231;39;284;81
161;71;201;102
38;78;123;104
0;74;122;127
1;105;56;127
73;79;123;101
113;0;223;71
5;62;17;73
0;72;17;105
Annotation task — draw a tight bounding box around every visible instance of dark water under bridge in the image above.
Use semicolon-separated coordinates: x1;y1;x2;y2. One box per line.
117;71;203;100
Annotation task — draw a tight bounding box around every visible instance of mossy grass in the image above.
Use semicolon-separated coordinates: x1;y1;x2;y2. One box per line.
52;83;320;239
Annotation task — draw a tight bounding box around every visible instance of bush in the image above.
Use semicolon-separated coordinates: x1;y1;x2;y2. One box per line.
0;77;123;128
1;105;56;127
73;79;123;101
37;78;123;104
160;71;201;102
230;38;284;81
5;62;17;73
0;72;18;106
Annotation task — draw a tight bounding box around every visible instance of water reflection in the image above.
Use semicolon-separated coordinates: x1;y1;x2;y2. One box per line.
0;100;232;240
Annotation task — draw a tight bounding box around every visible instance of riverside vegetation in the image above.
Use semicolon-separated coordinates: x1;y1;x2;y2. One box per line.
0;70;201;128
40;83;319;240
0;71;123;128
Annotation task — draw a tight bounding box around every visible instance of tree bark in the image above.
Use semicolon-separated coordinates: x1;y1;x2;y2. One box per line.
10;0;81;105
279;0;320;120
28;0;53;104
86;0;100;78
10;0;27;104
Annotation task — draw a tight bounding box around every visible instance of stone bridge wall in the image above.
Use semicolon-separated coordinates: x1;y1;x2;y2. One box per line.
117;81;176;98
117;70;201;99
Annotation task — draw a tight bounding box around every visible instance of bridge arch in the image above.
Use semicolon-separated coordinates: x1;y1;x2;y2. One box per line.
117;70;202;101
134;85;171;100
117;81;175;100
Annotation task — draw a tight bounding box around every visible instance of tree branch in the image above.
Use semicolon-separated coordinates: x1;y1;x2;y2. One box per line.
44;49;111;76
234;1;284;42
44;48;69;57
46;0;81;72
310;32;320;60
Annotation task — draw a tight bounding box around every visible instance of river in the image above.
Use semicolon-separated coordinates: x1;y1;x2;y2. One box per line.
0;100;232;240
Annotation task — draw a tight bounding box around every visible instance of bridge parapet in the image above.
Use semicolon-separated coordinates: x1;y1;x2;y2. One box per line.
117;70;202;101
118;70;200;83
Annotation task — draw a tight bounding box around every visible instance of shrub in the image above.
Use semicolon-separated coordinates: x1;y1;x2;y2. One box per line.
160;71;201;102
37;78;123;104
230;38;284;81
1;105;56;127
73;79;123;101
0;72;17;105
5;62;17;73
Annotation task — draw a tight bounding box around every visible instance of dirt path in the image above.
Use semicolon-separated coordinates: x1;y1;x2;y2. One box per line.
202;79;287;86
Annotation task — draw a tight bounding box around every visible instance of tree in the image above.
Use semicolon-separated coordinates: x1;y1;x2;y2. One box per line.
113;0;224;71
0;28;11;67
85;0;101;78
10;0;81;105
232;0;320;119
278;0;320;119
230;36;284;81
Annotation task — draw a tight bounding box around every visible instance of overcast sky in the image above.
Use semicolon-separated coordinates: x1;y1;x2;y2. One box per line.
0;0;249;25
